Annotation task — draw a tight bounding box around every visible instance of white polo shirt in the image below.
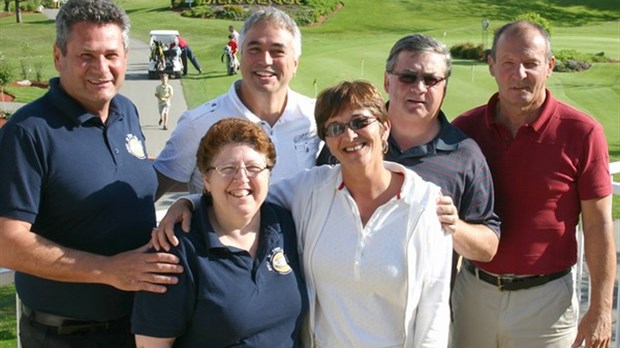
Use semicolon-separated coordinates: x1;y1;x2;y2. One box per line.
154;81;322;193
269;162;453;348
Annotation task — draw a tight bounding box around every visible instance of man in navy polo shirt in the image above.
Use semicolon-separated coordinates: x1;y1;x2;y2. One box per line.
0;0;182;347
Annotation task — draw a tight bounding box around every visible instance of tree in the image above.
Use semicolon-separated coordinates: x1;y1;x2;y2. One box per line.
514;12;552;36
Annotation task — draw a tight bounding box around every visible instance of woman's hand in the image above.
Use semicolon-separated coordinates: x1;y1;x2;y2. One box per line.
151;198;194;251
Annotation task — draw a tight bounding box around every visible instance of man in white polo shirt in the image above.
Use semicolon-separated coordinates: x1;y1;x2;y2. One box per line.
154;7;321;198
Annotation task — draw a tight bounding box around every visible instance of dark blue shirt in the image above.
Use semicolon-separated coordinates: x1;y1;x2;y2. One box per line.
0;78;157;320
132;198;308;348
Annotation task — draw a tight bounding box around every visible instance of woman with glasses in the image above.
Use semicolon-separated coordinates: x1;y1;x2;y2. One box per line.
267;80;452;347
132;118;308;348
153;81;452;347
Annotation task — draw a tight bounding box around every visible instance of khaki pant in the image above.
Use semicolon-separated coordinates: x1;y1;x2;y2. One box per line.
451;265;578;348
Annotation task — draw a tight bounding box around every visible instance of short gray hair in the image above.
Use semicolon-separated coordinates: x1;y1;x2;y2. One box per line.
385;33;452;78
55;0;130;56
239;7;302;60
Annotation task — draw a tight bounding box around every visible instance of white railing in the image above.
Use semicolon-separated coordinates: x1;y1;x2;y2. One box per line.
580;161;620;347
612;161;620;347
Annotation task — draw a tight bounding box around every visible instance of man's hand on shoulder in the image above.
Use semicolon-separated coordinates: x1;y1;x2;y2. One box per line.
103;243;183;293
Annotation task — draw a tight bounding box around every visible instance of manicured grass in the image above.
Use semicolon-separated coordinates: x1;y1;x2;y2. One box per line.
0;285;16;347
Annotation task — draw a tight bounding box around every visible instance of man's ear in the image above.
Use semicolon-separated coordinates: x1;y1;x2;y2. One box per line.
53;44;62;73
487;55;495;77
383;71;390;93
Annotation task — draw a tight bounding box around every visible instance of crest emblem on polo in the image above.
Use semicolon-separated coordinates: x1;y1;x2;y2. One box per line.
125;134;146;159
268;247;292;275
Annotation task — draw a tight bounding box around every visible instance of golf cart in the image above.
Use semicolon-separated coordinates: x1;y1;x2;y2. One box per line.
148;30;183;79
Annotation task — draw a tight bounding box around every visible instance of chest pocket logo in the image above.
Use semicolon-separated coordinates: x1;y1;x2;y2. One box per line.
268;247;292;275
125;134;147;159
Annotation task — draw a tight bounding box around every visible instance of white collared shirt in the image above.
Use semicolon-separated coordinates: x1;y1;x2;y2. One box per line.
154;81;322;193
269;162;453;347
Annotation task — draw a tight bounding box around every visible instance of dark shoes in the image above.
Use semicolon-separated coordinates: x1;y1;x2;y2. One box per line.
163;126;168;130
158;118;162;126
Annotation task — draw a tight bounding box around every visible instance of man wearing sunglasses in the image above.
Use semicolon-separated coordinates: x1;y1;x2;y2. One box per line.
384;33;501;294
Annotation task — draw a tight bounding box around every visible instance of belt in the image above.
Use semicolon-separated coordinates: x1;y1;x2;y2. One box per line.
21;304;130;335
463;261;571;291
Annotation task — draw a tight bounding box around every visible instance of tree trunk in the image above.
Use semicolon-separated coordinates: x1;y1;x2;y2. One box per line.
15;0;21;23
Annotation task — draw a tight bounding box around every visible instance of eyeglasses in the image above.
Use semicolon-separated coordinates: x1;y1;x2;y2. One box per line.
387;70;446;88
324;116;378;138
207;163;270;178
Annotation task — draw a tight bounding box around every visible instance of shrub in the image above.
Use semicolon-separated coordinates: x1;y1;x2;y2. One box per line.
217;5;244;20
552;49;611;72
0;57;14;91
450;42;485;60
181;5;214;19
554;59;591;73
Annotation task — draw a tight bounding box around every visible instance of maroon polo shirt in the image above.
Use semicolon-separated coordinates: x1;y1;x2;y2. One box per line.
453;89;611;275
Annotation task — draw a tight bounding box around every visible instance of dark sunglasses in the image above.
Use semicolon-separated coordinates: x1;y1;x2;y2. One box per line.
324;116;378;137
387;70;446;88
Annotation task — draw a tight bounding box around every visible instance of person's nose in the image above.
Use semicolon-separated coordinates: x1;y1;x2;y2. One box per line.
258;51;274;65
408;78;428;93
90;55;110;74
342;124;358;139
515;63;527;79
232;166;250;181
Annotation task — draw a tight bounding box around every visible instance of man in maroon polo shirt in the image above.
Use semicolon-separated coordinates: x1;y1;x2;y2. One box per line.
452;20;614;348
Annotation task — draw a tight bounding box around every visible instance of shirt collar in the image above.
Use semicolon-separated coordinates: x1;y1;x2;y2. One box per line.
386;110;459;159
486;89;556;134
48;77;121;126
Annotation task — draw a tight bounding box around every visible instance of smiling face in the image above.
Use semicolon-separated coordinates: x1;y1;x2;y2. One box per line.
384;51;447;126
489;25;554;112
54;21;127;118
239;20;299;98
203;143;270;223
324;107;390;168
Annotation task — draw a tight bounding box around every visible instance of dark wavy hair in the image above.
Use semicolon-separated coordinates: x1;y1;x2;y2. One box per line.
55;0;130;56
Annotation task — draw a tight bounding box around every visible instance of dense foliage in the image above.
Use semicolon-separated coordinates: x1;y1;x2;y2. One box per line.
173;0;341;25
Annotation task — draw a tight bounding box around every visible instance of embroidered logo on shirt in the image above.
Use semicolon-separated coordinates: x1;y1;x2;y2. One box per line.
125;134;146;159
267;247;292;275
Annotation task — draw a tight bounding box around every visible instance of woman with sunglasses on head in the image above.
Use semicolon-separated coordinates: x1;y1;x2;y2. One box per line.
132;118;307;348
268;80;452;347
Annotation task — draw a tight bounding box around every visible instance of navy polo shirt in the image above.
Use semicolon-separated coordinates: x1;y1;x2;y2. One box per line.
0;77;157;320
132;198;308;348
385;111;500;235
